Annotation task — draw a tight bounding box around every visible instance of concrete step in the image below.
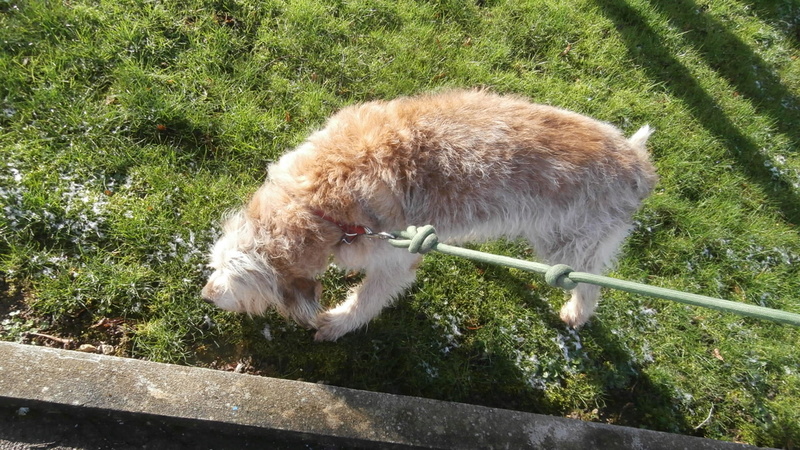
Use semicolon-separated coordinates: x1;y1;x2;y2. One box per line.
0;342;765;449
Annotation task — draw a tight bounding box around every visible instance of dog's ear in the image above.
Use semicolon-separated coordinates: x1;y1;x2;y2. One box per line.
247;186;274;222
281;277;322;328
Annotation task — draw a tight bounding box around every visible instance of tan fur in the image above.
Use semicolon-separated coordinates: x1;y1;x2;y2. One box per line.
202;90;658;341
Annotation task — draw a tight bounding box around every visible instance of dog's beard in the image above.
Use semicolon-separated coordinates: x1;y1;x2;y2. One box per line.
204;238;323;327
203;250;279;315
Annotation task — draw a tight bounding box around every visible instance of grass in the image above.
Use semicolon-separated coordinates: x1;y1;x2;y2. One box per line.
1;0;799;446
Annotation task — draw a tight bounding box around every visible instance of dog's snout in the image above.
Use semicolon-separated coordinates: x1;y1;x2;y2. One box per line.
200;284;216;304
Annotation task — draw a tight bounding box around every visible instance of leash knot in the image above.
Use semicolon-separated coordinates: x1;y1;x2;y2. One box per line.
545;264;578;290
405;225;439;254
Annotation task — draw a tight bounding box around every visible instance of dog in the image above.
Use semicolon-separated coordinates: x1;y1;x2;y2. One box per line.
202;90;658;341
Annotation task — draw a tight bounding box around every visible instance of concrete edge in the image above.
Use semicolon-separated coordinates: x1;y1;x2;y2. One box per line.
0;341;765;450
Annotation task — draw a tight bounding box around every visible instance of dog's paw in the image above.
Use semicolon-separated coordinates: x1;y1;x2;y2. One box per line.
559;302;589;329
313;311;349;342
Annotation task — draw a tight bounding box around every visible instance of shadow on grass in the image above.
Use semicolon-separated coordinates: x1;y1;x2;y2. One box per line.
472;263;694;434
595;0;800;224
201;261;693;436
581;320;696;434
740;0;800;47
131;116;220;164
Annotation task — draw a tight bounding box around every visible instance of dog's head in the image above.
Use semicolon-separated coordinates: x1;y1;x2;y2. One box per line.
201;210;322;328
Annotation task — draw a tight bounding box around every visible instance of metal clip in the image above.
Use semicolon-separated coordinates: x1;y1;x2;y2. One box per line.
341;232;359;244
363;227;396;240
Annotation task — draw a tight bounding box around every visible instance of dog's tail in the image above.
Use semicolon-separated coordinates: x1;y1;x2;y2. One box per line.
628;125;655;150
627;125;659;196
628;125;654;153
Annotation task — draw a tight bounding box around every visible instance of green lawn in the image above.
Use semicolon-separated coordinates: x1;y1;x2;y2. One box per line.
2;0;799;446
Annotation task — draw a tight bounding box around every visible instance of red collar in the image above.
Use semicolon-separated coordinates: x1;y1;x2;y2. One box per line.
313;210;370;244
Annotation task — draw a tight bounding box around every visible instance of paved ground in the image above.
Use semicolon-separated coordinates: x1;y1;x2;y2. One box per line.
0;403;337;450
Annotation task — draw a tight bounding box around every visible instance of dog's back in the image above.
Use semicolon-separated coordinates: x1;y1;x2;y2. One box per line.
299;91;655;236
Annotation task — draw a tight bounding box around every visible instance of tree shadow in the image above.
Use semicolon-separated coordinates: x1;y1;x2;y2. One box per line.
595;0;800;224
649;0;800;136
740;0;800;47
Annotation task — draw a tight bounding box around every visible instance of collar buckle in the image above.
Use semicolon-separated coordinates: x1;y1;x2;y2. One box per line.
314;210;395;244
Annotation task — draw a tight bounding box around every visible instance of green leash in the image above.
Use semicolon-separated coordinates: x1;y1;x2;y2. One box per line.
387;225;800;327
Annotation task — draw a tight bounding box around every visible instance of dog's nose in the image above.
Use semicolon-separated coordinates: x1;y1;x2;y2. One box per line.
200;285;216;304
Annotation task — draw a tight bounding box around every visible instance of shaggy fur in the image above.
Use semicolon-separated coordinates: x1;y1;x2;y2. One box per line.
202;90;658;341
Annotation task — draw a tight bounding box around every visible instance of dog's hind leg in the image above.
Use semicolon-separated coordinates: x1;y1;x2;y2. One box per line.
314;249;421;341
534;221;633;328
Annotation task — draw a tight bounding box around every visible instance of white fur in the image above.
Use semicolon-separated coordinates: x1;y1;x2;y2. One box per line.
202;90;658;341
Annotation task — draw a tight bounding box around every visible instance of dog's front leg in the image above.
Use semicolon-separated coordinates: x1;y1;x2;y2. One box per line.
314;251;421;341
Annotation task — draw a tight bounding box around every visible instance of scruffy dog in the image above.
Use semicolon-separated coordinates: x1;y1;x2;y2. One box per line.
202;90;657;341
